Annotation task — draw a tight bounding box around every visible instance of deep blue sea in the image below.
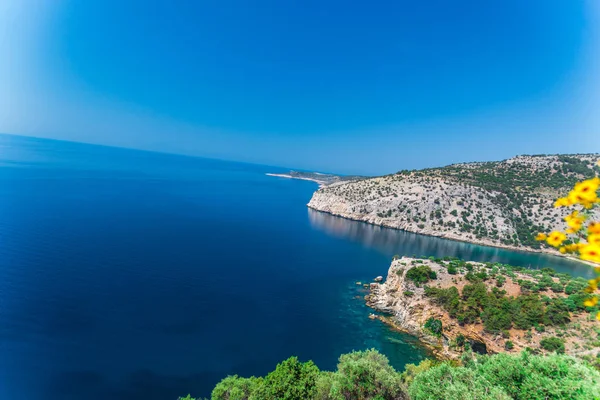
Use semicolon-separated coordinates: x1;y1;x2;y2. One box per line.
0;134;593;400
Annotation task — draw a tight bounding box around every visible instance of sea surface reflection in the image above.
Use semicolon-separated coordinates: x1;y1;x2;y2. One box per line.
308;209;594;278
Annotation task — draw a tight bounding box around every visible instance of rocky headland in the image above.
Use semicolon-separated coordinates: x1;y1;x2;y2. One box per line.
366;256;599;363
308;154;600;255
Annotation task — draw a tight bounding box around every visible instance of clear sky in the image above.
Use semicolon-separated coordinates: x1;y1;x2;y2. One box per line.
1;0;599;175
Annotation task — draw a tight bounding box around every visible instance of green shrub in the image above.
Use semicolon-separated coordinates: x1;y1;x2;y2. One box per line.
550;282;563;293
409;363;510;400
495;275;506;287
424;317;443;336
400;359;436;386
328;350;408;400
543;299;570;326
405;265;436;285
203;351;600;400
475;352;597;399
255;357;320;399
211;358;318;400
564;279;587;295
208;350;409;400
211;375;261;400
540;337;565;354
409;352;600;400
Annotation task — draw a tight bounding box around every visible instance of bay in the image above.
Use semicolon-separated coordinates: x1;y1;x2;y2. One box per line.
0;134;592;399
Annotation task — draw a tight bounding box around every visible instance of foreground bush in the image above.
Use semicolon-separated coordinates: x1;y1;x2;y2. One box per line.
408;362;511;400
319;350;407;400
409;351;600;400
208;349;407;400
182;349;600;400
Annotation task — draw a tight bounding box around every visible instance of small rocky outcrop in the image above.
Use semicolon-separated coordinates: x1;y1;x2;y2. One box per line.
366;258;466;359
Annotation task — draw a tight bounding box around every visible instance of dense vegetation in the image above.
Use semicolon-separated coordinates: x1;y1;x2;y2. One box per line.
421;257;598;335
407;350;600;400
180;349;600;400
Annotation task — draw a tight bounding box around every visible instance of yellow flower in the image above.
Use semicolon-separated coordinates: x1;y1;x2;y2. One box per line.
565;210;580;221
535;233;547;241
565;211;585;230
568;190;598;208
574;178;600;196
560;243;580;253
588;234;600;246
564;244;575;252
566;179;599;207
546;231;567;247
584;297;598;307
553;197;571;208
588;221;600;234
579;244;600;263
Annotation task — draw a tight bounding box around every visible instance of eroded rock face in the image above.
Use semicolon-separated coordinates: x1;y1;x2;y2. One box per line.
308;154;599;253
366;258;458;358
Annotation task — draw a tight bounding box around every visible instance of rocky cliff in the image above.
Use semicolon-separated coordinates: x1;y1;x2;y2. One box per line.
308;154;600;252
366;257;598;361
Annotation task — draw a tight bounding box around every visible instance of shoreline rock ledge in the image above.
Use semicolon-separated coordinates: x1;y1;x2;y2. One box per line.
365;257;475;360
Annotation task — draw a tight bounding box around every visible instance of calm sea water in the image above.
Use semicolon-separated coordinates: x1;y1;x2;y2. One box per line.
0;134;593;400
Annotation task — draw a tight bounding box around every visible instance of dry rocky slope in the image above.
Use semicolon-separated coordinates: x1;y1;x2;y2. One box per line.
308;154;600;252
366;257;599;362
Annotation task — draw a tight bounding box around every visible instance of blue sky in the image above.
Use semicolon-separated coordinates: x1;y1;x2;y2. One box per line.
1;0;599;175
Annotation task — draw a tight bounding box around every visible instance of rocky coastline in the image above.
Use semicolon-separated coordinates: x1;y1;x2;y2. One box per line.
307;154;599;262
365;257;598;362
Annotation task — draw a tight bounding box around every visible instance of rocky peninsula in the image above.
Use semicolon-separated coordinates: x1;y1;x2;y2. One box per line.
308;154;599;255
366;256;599;363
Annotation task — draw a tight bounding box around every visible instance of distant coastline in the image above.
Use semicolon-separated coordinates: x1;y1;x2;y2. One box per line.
269;162;596;266
266;170;365;188
266;173;329;187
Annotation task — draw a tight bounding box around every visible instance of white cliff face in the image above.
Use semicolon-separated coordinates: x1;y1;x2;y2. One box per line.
308;154;600;253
